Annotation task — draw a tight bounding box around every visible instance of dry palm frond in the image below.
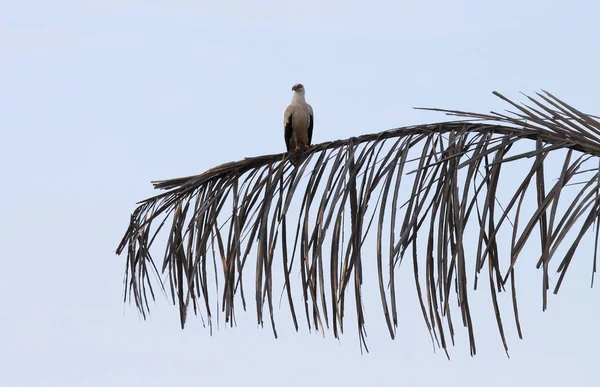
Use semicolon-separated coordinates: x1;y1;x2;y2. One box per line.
116;91;600;355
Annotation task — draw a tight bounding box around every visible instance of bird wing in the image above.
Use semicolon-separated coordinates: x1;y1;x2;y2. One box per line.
284;104;294;151
307;104;313;145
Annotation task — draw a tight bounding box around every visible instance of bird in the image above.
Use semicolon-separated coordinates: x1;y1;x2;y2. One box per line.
283;83;314;152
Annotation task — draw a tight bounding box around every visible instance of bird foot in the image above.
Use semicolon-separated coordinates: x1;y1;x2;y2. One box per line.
294;146;301;152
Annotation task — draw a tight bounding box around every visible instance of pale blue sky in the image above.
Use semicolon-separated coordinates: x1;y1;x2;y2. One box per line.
2;1;600;386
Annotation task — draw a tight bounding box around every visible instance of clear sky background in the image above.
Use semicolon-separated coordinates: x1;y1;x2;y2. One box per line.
2;1;600;386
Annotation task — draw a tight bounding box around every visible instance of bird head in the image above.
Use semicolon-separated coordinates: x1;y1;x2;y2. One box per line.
292;83;305;93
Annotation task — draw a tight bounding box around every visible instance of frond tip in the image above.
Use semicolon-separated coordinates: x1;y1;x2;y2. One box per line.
116;91;600;355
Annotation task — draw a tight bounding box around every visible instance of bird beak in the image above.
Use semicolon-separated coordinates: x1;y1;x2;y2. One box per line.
291;86;297;91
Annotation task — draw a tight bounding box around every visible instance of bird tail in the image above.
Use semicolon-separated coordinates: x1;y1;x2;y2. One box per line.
285;151;305;167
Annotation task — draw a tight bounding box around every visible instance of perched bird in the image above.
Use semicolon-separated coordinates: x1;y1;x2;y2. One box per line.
283;83;314;152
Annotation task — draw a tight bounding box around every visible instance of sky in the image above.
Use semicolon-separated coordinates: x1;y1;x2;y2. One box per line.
2;1;600;386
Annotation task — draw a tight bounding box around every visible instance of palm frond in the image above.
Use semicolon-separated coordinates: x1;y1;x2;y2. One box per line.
116;91;600;355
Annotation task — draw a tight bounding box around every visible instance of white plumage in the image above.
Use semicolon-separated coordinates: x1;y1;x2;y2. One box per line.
283;83;314;152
